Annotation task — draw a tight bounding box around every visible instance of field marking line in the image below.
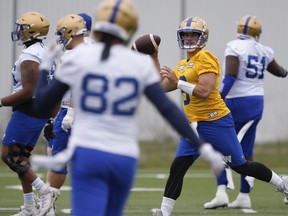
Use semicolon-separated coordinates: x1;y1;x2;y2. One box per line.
241;209;257;213
0;208;19;211
6;185;163;192
0;172;215;179
61;209;71;214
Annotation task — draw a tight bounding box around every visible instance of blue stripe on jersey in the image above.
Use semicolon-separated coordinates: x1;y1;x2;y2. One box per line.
186;16;193;27
109;0;122;23
243;16;252;35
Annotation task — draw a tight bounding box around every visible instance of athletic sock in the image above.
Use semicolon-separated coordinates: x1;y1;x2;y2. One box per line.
161;196;175;216
216;184;227;194
269;171;284;189
24;192;35;204
31;176;46;191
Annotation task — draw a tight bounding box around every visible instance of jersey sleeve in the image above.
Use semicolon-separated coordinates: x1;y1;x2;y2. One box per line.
264;45;274;64
225;41;238;57
20;43;45;64
19;52;41;64
197;50;220;76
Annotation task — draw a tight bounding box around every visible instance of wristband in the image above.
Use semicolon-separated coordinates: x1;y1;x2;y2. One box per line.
177;80;196;96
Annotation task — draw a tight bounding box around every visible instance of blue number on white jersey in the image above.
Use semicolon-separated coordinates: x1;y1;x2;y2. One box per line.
246;55;266;79
81;73;139;115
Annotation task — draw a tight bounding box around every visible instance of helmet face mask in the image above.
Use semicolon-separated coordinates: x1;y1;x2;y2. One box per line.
56;27;68;47
11;24;31;42
237;15;262;41
11;12;49;43
177;16;209;52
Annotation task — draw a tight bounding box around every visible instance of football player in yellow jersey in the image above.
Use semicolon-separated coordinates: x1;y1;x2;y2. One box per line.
152;16;288;216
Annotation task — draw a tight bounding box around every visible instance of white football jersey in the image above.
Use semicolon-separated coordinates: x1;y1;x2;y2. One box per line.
55;43;160;158
59;42;94;108
12;42;46;94
222;38;274;98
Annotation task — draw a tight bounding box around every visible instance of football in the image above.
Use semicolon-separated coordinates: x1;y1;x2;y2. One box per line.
131;34;161;55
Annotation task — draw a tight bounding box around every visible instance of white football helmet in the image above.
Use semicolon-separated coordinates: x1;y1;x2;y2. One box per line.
93;0;138;42
237;15;262;41
56;14;87;48
177;16;209;52
11;11;49;43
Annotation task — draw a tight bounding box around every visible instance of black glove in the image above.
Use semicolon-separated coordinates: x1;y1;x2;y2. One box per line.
44;118;56;141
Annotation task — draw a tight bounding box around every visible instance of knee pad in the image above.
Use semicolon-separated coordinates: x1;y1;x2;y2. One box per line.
4;145;32;178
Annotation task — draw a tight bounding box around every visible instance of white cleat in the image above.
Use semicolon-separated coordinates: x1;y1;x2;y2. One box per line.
203;192;229;209
280;176;288;199
11;203;38;216
151;208;163;216
38;186;53;216
46;205;56;216
277;176;288;203
46;187;61;216
228;193;251;209
19;194;41;212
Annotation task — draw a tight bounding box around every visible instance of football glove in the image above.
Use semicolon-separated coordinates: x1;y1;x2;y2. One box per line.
44;118;56;141
62;107;74;132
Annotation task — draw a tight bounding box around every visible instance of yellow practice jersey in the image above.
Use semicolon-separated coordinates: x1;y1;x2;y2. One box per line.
174;49;230;122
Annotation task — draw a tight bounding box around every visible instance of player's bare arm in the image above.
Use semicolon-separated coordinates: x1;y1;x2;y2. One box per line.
193;72;216;99
150;49;161;72
225;55;239;77
168;70;216;99
267;59;288;77
1;60;39;106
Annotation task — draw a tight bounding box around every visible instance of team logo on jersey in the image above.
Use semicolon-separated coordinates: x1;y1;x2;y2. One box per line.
207;111;218;118
187;62;194;68
178;65;185;71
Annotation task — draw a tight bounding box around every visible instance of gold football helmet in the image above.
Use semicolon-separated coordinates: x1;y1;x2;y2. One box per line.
93;0;138;41
177;16;209;52
56;14;87;48
11;11;49;43
237;15;262;41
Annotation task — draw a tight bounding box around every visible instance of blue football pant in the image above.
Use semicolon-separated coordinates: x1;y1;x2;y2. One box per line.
48;108;71;174
71;147;137;216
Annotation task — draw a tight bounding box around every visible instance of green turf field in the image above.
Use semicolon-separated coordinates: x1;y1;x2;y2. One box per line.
0;141;287;215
